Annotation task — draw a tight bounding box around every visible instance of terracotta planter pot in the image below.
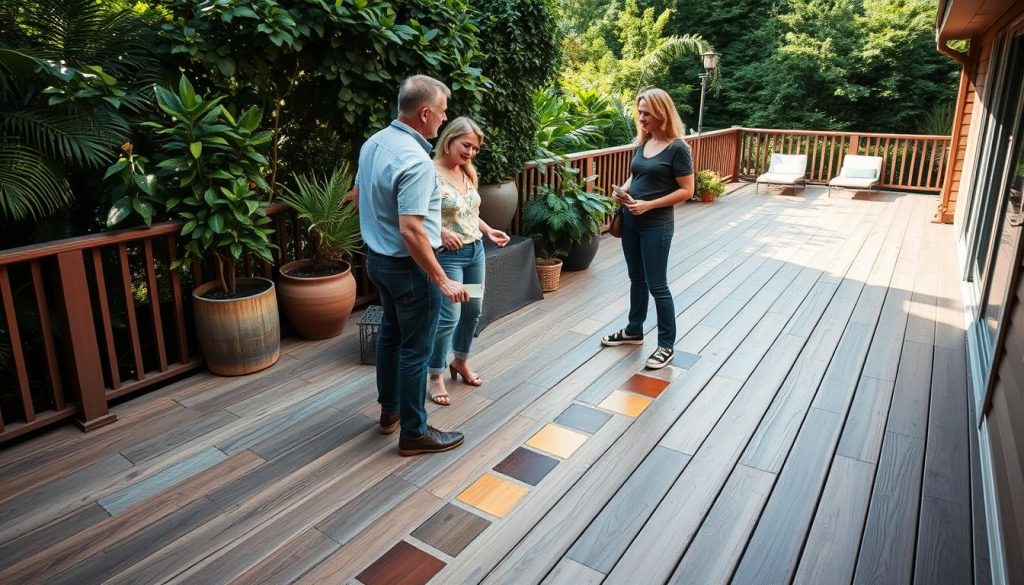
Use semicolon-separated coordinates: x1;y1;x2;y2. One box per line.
277;259;357;340
536;259;563;292
478;181;519;233
193;277;280;376
700;191;716;203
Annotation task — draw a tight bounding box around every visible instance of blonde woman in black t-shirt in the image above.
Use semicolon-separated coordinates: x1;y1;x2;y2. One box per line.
601;88;694;369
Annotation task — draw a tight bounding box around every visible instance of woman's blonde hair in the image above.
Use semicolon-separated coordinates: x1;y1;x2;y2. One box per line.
434;116;485;187
634;88;686;145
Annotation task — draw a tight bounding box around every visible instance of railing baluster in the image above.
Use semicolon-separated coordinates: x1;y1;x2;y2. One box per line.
898;139;909;187
30;261;63;409
91;248;121;390
118;243;145;380
0;266;34;422
165;234;190;364
142;240;168;372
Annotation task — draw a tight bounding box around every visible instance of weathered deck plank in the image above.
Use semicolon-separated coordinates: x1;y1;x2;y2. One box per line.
0;187;980;585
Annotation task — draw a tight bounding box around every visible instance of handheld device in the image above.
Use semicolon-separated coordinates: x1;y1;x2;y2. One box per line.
611;184;634;202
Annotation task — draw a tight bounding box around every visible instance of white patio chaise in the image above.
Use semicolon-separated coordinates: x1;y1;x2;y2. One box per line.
828;154;883;197
755;154;808;194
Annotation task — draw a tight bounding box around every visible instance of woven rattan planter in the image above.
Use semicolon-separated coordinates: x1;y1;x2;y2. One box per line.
535;259;563;293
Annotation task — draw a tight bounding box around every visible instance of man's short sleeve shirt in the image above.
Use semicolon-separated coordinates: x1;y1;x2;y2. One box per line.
356;121;441;257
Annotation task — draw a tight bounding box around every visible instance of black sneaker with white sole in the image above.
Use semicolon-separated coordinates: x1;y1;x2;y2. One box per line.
645;346;675;369
601;328;644;346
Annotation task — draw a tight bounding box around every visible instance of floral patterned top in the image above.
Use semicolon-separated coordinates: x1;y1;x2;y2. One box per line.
437;171;483;244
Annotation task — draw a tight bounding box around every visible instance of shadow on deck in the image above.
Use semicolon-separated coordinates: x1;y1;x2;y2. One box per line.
0;184;986;585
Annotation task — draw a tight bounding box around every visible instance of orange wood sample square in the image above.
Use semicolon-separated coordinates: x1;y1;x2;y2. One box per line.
598;389;653;417
456;473;530;518
622;373;670;397
524;424;589;459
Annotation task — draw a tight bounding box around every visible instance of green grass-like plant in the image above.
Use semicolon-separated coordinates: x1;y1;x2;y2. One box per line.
277;163;362;273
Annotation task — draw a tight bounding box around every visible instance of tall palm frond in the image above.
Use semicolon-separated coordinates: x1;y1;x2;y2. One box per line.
2;108;128;168
12;0;153;74
0;138;73;221
638;35;720;92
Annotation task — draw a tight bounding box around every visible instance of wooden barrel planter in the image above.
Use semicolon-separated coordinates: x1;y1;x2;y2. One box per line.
192;277;280;376
277;259;356;340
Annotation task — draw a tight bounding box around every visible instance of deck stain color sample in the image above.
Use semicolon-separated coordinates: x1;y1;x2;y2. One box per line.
411;504;491;557
554;404;612;434
622;374;670;398
456;473;531;518
525;424;589;459
674;351;701;369
493;447;560;486
355;540;445;585
598;390;653;417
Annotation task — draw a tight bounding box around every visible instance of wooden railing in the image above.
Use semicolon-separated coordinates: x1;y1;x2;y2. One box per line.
0;204;374;443
737;128;951;192
0;126;951;443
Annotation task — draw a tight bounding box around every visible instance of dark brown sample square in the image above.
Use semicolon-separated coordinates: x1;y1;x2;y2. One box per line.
356;540;445;585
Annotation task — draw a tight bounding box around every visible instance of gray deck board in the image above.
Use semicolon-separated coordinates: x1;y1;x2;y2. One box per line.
0;187;982;585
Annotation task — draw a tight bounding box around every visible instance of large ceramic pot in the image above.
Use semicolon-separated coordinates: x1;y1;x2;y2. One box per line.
193;277;280;376
562;235;600;272
478;180;519;233
277;259;356;340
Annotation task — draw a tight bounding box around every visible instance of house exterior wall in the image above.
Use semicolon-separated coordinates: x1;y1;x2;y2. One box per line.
944;3;1024;583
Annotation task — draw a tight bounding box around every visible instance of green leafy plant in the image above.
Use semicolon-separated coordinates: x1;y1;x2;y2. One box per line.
695;169;726;199
474;0;561;184
522;163;615;258
277;162;362;272
121;75;275;295
0;0;159;222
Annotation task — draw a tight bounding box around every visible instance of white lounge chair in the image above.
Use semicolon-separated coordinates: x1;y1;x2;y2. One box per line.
828;155;883;197
755;154;808;194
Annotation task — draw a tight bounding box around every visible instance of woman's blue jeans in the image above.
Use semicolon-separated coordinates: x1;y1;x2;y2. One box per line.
621;219;676;348
429;239;485;374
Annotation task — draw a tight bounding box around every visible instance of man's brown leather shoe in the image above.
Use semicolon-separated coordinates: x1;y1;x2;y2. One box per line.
398;426;464;456
379;411;400;435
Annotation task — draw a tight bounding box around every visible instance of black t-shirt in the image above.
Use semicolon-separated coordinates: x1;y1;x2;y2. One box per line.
626;139;693;225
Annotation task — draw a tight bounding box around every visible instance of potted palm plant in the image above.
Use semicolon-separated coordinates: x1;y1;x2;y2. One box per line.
276;163;362;339
695;169;726;203
140;76;278;376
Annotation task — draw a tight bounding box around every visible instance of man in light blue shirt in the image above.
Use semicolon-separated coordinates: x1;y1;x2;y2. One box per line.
357;75;467;456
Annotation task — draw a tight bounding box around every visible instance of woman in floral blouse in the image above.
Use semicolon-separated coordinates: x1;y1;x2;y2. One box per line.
427;117;510;405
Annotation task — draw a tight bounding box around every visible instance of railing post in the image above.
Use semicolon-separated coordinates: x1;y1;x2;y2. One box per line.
848;134;860;155
732;127;743;181
55;251;117;432
584;155;594;192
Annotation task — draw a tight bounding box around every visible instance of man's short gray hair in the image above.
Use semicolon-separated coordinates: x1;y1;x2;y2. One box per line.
397;75;450;117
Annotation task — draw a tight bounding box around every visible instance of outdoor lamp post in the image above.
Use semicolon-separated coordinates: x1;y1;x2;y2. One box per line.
696;50;721;135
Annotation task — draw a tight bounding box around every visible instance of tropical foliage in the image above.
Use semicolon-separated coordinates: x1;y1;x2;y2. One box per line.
474;0;561;184
278;163;362;272
522;164;616;258
130;76;275;295
533;87;635;158
0;0;158;222
559;0;716;119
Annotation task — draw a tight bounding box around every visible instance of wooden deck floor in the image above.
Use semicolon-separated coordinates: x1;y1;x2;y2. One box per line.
0;184;985;585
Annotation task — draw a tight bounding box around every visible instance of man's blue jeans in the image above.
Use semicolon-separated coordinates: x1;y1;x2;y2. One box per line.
429;240;484;374
621;218;676;348
367;250;441;437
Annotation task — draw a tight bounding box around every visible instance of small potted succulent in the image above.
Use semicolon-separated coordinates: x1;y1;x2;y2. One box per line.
695;169;726;203
276;163;362;339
